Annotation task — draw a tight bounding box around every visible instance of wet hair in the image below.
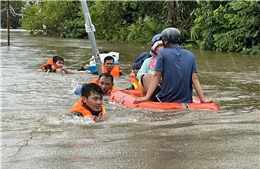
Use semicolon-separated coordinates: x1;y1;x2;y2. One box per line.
98;73;114;84
53;55;64;63
81;83;104;98
104;56;114;63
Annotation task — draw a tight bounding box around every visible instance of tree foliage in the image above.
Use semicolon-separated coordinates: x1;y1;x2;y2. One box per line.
88;1;166;43
21;0;81;36
191;1;260;55
18;0;260;55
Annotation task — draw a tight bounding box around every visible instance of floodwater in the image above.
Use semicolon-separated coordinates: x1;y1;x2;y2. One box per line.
1;29;259;169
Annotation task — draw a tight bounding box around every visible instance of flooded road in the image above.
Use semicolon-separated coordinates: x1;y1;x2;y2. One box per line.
1;29;259;169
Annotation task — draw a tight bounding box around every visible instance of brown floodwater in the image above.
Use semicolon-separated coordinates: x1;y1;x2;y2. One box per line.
1;29;259;169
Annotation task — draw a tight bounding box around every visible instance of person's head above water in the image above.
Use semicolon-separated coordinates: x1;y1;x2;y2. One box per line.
53;56;64;68
81;83;104;112
103;56;115;72
97;73;114;94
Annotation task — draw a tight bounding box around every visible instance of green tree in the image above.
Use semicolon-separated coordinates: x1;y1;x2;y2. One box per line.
88;1;166;43
213;1;260;54
21;0;81;35
19;1;259;54
191;1;259;54
167;1;198;42
20;2;42;32
191;1;228;50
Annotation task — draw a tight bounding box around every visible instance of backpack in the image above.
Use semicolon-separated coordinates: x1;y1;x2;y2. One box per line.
132;52;152;70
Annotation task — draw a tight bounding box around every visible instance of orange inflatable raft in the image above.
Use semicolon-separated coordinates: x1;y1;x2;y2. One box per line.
110;90;220;111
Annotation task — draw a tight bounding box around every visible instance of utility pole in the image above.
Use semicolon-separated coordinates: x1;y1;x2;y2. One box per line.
80;0;102;75
7;0;10;46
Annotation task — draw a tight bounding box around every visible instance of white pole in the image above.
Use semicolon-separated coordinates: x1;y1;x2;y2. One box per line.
80;0;103;75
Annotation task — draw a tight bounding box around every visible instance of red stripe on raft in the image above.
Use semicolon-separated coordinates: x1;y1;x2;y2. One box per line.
110;90;220;111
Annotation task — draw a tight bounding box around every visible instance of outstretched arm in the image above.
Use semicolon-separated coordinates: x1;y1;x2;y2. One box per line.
62;68;85;74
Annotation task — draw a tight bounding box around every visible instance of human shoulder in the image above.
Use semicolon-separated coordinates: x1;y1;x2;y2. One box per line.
137;58;152;79
181;48;195;58
143;57;152;62
139;58;151;70
157;48;169;57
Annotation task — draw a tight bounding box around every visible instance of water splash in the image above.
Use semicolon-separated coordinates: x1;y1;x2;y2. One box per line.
68;79;79;95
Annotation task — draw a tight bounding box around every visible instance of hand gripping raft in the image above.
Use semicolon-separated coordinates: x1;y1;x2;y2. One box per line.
110;90;220;111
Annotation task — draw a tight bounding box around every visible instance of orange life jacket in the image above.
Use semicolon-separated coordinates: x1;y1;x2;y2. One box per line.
131;78;140;90
91;78;117;94
41;57;58;71
66;98;106;119
128;73;140;90
102;65;120;77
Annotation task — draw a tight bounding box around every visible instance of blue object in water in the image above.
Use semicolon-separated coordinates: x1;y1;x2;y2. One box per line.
88;65;97;73
74;86;82;95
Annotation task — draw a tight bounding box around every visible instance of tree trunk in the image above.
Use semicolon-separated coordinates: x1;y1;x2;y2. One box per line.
167;1;174;26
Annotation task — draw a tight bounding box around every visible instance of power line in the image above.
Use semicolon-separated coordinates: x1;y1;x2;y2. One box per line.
9;5;23;17
0;5;23;17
